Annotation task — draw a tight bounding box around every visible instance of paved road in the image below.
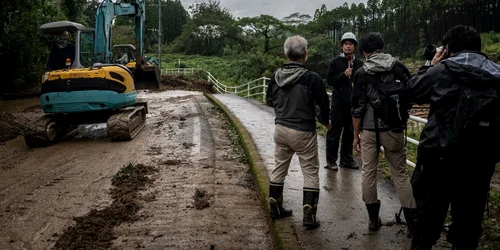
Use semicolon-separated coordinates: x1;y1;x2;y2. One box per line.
212;94;451;250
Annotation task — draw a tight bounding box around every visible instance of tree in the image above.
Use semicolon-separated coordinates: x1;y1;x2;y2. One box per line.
239;15;292;54
172;0;239;56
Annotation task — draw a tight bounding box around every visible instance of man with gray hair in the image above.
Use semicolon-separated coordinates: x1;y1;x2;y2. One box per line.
266;35;331;228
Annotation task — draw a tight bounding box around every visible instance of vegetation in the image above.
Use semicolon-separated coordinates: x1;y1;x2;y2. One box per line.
2;0;500;93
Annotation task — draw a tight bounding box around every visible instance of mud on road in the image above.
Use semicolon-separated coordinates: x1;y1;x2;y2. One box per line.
0;90;272;249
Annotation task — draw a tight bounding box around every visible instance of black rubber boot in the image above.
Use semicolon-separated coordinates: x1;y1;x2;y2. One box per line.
403;207;418;237
410;237;433;250
303;189;320;228
366;200;381;231
269;183;292;220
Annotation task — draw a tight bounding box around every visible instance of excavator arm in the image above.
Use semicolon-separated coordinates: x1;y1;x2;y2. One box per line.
94;0;159;89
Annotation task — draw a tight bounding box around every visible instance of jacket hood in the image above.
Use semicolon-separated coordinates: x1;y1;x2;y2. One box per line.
363;52;396;75
443;52;500;83
274;63;308;87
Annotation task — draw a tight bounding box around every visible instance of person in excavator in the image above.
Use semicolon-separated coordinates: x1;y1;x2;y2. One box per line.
117;49;129;65
46;31;75;71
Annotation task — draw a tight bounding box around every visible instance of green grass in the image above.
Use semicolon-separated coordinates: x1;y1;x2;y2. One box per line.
478;190;500;249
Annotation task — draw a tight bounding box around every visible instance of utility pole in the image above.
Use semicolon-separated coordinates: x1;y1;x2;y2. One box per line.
158;0;162;69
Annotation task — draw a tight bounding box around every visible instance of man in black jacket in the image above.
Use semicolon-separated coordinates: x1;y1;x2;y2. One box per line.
325;32;363;170
407;25;500;250
266;35;330;228
46;31;75;71
351;32;417;233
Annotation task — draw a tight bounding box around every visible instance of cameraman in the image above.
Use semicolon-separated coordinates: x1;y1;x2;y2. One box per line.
406;25;500;250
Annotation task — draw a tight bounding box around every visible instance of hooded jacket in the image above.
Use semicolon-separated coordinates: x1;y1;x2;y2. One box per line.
327;53;363;105
351;53;412;131
406;51;500;151
266;62;330;132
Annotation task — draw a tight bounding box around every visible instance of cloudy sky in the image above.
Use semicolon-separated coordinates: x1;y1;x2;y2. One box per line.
179;0;367;19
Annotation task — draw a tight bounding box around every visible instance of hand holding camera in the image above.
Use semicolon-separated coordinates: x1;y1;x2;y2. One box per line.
423;44;449;66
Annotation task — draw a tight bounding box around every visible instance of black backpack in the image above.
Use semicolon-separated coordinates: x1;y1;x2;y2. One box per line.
367;66;410;129
445;64;500;162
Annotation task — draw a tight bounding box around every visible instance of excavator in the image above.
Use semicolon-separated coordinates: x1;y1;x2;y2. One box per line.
24;0;159;147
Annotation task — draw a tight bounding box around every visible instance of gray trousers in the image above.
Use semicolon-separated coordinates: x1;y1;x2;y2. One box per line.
360;130;416;208
270;124;320;189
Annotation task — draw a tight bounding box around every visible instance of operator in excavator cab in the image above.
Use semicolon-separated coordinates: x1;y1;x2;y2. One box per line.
116;49;129;65
46;31;75;71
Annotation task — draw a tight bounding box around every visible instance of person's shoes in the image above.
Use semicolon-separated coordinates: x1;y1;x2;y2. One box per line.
339;161;359;169
324;162;338;170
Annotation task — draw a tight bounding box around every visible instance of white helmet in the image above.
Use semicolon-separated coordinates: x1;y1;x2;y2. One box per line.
341;32;357;46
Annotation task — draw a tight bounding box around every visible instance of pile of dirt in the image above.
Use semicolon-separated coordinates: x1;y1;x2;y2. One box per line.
159;75;214;93
0;108;43;143
53;163;158;250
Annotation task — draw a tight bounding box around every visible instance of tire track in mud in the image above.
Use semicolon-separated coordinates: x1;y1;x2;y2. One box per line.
0;91;272;249
111;94;272;249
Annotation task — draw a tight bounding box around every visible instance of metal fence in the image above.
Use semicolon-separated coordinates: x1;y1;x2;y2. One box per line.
406;115;428;167
161;68;199;75
207;72;270;99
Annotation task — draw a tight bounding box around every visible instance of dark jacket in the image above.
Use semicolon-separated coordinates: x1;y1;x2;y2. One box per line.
406;51;500;151
351;53;412;131
267;62;330;132
327;53;363;104
47;43;76;70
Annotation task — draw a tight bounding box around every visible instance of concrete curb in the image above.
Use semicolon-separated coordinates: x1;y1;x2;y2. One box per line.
204;93;289;250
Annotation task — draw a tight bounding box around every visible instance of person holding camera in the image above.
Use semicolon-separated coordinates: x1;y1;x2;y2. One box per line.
351;32;417;232
266;35;331;228
325;32;363;170
405;25;500;250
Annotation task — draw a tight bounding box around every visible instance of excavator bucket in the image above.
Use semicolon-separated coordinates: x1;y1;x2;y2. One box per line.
130;65;161;90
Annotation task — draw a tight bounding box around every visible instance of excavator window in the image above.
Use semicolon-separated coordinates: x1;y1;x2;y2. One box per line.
80;32;94;67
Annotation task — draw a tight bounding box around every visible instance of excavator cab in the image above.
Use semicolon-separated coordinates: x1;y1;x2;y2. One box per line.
112;44;161;90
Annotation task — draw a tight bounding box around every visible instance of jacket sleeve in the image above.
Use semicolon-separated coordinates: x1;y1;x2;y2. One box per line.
312;74;330;125
351;70;366;118
405;65;442;105
326;58;347;88
266;73;275;107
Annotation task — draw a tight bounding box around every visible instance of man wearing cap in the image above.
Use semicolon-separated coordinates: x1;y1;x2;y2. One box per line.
46;31;76;71
325;32;363;170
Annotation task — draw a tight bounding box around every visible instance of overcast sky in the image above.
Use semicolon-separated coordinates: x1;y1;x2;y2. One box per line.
179;0;367;19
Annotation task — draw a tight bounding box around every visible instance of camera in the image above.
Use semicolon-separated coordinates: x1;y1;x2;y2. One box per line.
423;44;444;61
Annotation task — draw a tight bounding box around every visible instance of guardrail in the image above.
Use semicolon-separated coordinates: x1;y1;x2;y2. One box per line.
161;68;199;75
207;72;270;99
405;115;428;167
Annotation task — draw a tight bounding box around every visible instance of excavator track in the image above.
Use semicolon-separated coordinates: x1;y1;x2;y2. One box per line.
106;105;146;141
24;116;60;148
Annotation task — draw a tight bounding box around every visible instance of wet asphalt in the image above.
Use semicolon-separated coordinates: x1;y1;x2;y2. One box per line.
212;94;450;250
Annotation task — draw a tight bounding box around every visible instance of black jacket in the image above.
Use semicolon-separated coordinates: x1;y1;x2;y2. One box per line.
267;62;330;132
47;43;76;70
351;53;412;131
327;54;363;104
406;51;500;151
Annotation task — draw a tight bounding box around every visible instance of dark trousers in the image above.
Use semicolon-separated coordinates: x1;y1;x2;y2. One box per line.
326;100;354;166
411;149;496;249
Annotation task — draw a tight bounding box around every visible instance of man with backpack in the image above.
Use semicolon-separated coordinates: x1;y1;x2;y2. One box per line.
351;32;417;232
325;32;363;170
406;25;500;250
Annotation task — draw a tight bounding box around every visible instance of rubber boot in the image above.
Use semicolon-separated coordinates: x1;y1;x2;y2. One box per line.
410;237;433;250
366;200;381;231
303;189;320;228
269;183;292;220
403;207;418;237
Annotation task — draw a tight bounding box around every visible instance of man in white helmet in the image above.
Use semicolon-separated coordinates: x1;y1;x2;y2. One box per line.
325;32;363;170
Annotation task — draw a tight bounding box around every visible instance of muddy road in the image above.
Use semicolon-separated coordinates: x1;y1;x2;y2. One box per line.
0;90;272;249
